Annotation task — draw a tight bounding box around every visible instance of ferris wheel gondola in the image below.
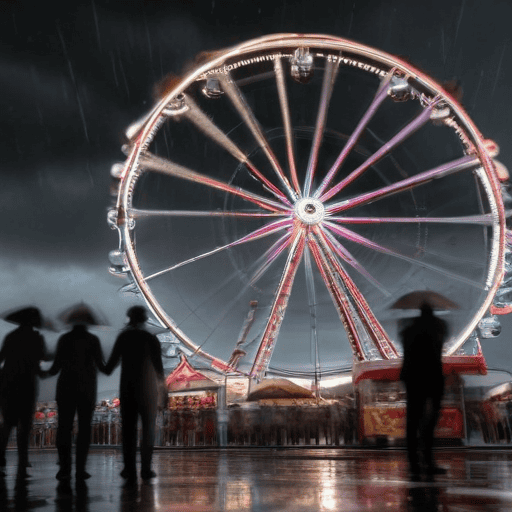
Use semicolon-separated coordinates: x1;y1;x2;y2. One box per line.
108;34;510;383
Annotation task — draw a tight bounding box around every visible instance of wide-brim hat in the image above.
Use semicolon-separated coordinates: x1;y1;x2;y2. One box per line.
2;306;43;328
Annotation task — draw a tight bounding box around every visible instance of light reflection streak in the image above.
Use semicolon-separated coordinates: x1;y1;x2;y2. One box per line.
225;480;252;510
320;101;438;202
314;72;393;199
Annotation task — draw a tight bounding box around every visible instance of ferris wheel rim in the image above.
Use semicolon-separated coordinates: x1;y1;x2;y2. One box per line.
113;34;505;377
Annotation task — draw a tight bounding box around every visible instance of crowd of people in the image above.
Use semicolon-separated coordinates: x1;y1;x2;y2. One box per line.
2;298;507;487
4;401;359;449
226;403;357;447
0;304;165;488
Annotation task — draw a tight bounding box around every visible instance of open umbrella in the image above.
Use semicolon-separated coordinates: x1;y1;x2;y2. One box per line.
1;305;57;330
391;291;459;310
57;302;109;327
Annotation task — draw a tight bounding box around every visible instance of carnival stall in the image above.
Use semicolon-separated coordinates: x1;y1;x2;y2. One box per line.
5;402;58;449
91;398;121;446
353;352;488;445
221;378;356;447
462;372;512;444
165;355;220;446
31;402;58;448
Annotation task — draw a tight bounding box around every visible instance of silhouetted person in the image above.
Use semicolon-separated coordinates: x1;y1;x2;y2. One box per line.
105;306;165;483
400;302;448;479
47;321;106;482
0;307;47;478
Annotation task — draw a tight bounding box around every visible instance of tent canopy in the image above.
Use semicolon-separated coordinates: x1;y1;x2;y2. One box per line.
166;355;220;393
247;378;315;401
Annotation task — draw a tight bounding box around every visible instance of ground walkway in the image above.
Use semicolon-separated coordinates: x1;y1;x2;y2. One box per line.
1;447;512;510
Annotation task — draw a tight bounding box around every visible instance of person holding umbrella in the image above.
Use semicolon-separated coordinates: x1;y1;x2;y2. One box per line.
104;306;165;484
0;306;48;478
395;292;455;480
46;303;107;483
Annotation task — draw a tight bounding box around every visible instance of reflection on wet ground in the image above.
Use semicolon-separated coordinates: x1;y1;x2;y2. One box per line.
2;448;512;510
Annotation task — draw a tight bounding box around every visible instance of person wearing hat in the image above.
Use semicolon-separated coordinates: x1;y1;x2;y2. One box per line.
104;306;165;483
0;307;48;478
46;308;106;483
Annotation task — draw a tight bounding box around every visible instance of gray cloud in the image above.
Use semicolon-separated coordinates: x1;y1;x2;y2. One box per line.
1;0;511;401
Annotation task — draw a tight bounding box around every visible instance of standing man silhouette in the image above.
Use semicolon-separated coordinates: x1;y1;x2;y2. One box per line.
0;307;47;479
400;302;448;479
47;314;106;482
105;306;165;484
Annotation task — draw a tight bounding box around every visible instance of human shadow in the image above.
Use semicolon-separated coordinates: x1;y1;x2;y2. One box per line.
405;485;443;512
46;319;106;482
0;307;48;477
105;306;166;483
119;481;156;512
400;302;448;479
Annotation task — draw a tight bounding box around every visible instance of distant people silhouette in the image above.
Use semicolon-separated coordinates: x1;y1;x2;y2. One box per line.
0;307;48;478
400;302;448;479
105;306;165;483
47;311;106;482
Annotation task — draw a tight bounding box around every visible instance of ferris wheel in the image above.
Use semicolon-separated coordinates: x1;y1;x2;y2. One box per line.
108;34;510;382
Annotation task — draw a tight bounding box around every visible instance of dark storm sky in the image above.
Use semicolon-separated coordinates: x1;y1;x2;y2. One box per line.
1;0;511;400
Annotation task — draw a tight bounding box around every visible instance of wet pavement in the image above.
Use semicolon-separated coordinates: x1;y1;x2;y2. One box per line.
2;447;512;510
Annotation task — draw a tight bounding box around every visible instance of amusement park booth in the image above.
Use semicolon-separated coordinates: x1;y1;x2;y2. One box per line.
165;355;220;446
353;350;488;445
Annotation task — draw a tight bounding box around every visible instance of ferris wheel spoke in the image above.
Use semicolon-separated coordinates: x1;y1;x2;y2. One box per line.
216;73;298;202
321;226;390;296
307;234;367;361
274;58;301;195
328;212;496;225
181;235;293;340
141;218;293;283
128;208;286;219
314;73;393;200
249;232;292;286
180;94;291;205
327;154;480;215
249;225;306;380
324;221;486;289
311;227;398;359
303;247;321;375
320;100;439;202
303;59;340;197
138;152;290;213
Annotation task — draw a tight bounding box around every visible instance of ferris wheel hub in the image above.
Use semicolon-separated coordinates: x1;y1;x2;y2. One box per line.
294;197;325;225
